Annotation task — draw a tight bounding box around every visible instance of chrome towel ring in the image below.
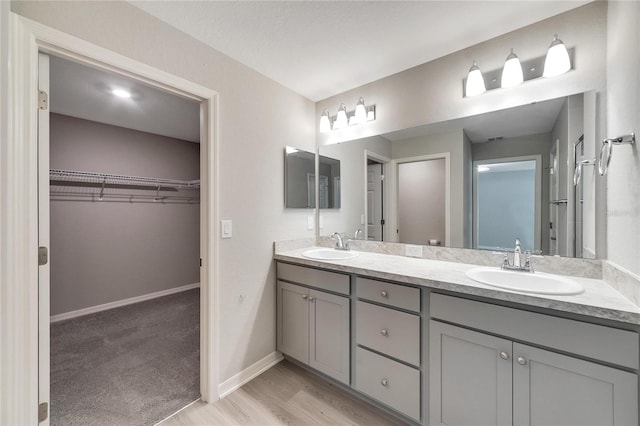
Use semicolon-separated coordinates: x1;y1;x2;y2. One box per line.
598;132;635;176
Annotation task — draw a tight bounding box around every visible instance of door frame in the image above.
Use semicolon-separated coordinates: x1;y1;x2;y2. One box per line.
2;13;220;423
390;153;451;245
363;150;390;241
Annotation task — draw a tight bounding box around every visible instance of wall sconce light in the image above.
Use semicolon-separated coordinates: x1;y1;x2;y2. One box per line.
543;34;571;78
465;61;486;97
319;98;376;132
463;34;572;98
501;48;524;88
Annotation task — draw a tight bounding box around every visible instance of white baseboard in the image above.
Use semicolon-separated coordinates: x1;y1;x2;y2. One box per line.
218;351;284;399
50;282;200;323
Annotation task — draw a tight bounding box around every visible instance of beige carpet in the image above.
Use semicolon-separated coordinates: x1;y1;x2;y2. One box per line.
50;288;200;426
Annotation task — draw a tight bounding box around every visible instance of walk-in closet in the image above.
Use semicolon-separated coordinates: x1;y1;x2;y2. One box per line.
45;54;202;425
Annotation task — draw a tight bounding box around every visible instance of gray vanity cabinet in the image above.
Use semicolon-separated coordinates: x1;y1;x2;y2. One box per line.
430;293;639;426
429;320;513;426
276;263;350;385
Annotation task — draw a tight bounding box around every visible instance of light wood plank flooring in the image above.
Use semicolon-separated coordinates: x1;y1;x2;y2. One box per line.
159;360;407;425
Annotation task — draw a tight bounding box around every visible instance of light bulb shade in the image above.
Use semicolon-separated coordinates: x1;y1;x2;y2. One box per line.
354;98;367;125
334;104;348;130
465;61;486;97
319;110;331;133
543;35;571;77
501;50;524;88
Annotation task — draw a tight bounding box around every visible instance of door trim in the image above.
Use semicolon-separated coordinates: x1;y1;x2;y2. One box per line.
2;13;220;423
363;150;390;241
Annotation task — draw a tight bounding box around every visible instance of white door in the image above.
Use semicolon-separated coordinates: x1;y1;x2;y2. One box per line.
37;52;51;425
398;159;446;245
367;163;383;241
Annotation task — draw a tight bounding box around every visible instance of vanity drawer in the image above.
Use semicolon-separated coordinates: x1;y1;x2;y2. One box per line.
356;301;420;366
356;277;420;312
355;346;420;421
430;293;640;369
277;262;349;295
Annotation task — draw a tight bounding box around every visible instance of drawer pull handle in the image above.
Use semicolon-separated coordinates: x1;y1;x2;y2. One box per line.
302;295;307;300
380;379;388;387
517;356;527;365
499;351;509;360
380;291;388;298
380;329;389;337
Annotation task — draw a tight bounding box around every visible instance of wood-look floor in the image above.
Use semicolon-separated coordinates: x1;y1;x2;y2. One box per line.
159;360;407;425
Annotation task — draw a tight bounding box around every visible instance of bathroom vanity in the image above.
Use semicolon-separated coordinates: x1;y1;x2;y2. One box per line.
274;245;640;426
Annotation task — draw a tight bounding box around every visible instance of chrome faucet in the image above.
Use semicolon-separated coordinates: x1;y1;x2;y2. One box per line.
332;232;350;251
501;238;533;272
354;228;364;240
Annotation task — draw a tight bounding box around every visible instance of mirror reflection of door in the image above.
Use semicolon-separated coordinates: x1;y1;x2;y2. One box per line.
549;142;559;255
474;158;540;252
397;159;446;245
367;162;384;241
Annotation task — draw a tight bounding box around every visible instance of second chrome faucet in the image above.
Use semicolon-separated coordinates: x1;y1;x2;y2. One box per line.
501;238;534;272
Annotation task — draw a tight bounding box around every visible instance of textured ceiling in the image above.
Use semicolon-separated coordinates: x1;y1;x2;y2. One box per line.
130;1;590;101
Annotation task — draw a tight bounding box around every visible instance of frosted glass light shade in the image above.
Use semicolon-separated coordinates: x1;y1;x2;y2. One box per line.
334;104;348;130
354;98;367;125
501;49;524;88
319;110;331;133
465;61;486;97
543;35;571;77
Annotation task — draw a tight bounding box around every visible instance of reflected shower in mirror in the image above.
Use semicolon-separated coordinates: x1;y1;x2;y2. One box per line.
318;91;597;258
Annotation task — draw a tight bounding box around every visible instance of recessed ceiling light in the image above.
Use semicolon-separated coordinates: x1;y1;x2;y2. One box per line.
111;88;132;98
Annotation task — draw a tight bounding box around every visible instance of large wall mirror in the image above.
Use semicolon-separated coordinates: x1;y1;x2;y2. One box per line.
319;91;598;258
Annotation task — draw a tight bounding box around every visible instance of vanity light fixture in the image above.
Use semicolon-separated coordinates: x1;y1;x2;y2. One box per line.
501;49;524;88
319;110;332;133
465;61;486;97
319;98;376;132
463;34;572;97
543;34;571;78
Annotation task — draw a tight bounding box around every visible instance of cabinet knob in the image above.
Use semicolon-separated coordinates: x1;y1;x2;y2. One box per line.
380;291;388;298
499;351;510;360
517;356;527;365
380;378;388;387
309;296;315;302
380;329;389;337
302;295;307;300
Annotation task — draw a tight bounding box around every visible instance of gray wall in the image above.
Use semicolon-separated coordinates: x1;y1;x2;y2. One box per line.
50;113;200;316
606;1;640;276
472;132;551;253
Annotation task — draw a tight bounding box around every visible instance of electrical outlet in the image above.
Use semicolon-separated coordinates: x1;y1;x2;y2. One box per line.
405;244;423;257
307;216;314;230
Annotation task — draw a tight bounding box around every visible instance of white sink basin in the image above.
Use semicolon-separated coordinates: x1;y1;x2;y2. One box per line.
465;267;584;295
302;248;359;260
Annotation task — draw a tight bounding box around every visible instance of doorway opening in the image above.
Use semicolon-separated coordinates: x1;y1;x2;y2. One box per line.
41;52;203;425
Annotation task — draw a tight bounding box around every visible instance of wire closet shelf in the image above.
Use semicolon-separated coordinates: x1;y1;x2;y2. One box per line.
50;169;200;203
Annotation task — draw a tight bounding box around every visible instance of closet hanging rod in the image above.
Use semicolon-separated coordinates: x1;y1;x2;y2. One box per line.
50;169;200;189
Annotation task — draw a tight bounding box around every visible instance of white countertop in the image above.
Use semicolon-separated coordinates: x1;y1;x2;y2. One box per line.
274;246;640;325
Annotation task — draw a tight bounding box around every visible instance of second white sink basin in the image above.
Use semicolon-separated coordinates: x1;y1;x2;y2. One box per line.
465;267;584;295
302;248;359;260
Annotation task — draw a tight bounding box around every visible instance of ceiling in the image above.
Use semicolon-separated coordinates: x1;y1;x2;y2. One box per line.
50;55;200;142
130;0;590;102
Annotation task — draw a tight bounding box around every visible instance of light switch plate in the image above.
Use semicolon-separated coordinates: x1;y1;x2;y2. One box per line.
405;244;423;257
221;220;232;239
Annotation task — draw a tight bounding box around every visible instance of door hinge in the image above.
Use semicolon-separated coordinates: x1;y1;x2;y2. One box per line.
38;246;48;266
38;90;48;110
199;258;202;267
380;219;385;226
38;402;48;422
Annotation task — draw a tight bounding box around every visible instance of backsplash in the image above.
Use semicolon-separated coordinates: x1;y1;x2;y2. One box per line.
603;261;640;307
316;236;603;280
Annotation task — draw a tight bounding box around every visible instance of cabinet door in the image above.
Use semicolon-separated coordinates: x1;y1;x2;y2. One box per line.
277;281;309;363
309;289;350;384
513;343;638;426
430;321;513;426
